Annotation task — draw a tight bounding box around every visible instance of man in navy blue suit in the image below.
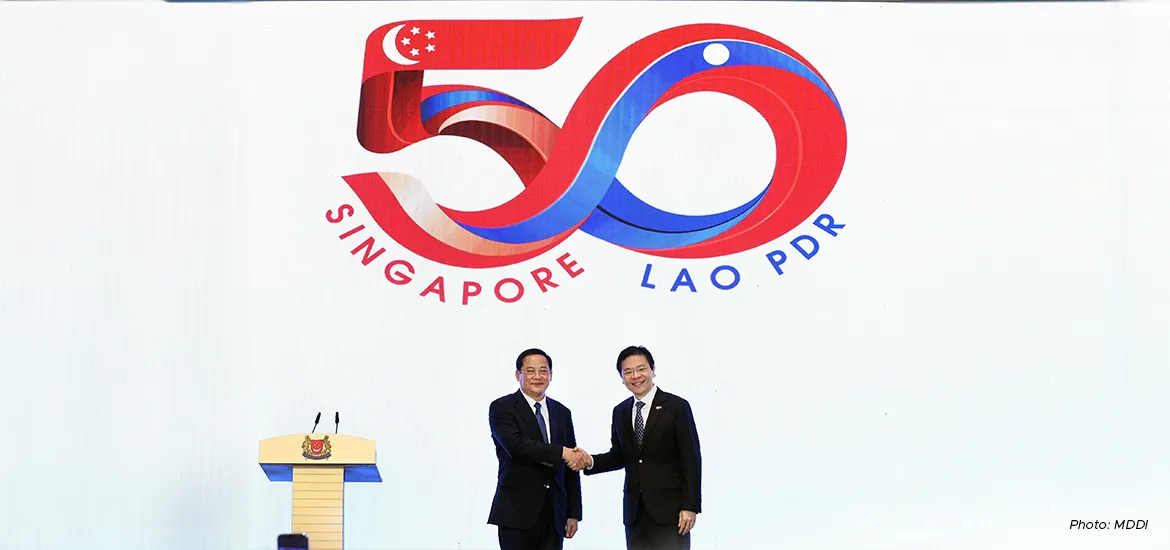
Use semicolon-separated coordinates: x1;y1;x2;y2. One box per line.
488;348;589;550
582;346;702;550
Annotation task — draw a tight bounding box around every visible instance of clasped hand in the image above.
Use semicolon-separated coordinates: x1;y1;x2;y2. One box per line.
561;447;591;471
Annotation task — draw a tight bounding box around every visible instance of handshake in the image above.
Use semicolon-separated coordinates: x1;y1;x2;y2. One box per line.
561;447;592;471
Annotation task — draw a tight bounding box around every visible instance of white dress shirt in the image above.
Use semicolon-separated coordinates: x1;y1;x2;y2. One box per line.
632;384;659;431
521;391;552;444
584;384;658;471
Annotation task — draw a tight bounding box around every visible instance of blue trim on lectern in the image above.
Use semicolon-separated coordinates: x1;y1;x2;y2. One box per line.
262;463;294;481
261;463;382;482
344;464;382;482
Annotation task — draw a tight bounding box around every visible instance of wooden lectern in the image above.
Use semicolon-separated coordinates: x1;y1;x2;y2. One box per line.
259;434;381;549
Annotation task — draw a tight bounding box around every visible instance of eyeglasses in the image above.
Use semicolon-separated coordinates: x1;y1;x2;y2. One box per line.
621;366;651;377
522;368;550;377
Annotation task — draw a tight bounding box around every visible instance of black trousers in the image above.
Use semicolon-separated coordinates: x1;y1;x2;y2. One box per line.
625;496;691;550
498;490;562;550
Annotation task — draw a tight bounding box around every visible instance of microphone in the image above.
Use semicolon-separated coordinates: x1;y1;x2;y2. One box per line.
334;412;340;434
311;412;321;434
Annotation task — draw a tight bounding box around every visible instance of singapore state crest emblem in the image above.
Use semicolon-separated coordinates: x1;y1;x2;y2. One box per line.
302;435;332;460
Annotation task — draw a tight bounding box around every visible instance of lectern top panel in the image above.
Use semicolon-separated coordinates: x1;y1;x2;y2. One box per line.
259;434;377;466
258;433;381;482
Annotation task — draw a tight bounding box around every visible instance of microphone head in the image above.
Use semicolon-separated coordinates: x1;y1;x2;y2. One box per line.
335;412;340;422
314;412;321;423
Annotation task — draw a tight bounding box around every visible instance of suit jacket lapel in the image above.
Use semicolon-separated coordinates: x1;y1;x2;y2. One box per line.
547;399;559;445
639;390;667;455
513;391;543;442
619;397;636;456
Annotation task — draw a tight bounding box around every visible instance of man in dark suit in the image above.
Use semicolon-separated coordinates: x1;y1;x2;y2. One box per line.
488;348;590;550
581;346;702;550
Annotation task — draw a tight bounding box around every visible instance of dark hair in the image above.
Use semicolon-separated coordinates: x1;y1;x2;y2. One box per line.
616;346;655;373
516;348;553;371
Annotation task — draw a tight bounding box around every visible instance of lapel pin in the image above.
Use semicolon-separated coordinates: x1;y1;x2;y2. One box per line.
655;406;663;410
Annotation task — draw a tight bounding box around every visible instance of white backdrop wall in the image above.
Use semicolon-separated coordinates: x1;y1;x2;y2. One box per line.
1;1;1168;549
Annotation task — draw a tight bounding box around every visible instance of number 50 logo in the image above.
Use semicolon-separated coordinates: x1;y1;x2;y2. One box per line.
340;18;847;270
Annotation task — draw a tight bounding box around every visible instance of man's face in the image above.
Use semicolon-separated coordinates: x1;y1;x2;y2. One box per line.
516;354;552;398
619;354;655;398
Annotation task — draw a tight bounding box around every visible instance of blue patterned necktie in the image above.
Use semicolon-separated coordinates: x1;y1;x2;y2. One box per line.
535;402;549;444
634;401;646;448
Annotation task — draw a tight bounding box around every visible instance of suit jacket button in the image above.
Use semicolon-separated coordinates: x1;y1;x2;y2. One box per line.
544;484;550;489
638;459;643;464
